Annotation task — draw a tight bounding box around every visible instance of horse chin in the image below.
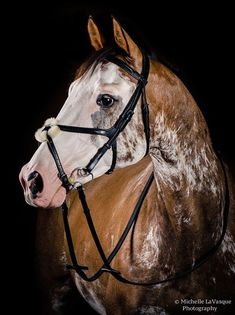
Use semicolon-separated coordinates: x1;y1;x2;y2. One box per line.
48;186;67;209
25;185;66;209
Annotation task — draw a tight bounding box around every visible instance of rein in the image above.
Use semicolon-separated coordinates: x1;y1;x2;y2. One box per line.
62;172;155;283
62;160;229;286
41;50;230;286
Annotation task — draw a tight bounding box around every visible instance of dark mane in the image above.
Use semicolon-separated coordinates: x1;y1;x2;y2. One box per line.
75;46;132;79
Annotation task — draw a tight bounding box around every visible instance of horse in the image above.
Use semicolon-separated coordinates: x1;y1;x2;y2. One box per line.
19;16;235;315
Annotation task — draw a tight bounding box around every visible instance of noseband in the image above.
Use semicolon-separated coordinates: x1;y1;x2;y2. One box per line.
38;49;229;286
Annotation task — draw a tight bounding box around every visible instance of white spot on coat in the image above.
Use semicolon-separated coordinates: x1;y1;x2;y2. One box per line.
220;232;235;274
137;226;161;269
151;111;221;197
138;305;168;315
74;275;107;315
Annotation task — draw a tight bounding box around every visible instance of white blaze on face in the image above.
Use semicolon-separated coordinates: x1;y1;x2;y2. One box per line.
20;60;146;208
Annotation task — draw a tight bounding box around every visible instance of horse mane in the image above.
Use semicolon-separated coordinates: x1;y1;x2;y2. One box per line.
75;46;132;79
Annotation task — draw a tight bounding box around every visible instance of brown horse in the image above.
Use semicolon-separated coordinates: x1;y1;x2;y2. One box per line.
20;17;235;314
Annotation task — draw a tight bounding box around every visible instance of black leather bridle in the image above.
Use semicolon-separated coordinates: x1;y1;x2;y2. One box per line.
41;49;229;286
45;51;150;191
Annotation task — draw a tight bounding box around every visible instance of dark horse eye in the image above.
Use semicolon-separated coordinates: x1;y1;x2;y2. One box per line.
96;94;116;108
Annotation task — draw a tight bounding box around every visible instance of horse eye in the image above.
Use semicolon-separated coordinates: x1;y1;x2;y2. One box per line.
96;94;116;108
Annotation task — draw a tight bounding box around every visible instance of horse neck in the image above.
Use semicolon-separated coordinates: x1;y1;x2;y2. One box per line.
146;59;225;250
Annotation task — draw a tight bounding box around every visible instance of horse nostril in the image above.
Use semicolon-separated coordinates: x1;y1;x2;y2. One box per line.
27;171;38;181
28;171;43;198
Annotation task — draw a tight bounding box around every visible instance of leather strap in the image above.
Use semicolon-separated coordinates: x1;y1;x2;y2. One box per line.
62;172;155;282
46;134;72;192
63;158;229;285
55;49;150;177
141;89;150;156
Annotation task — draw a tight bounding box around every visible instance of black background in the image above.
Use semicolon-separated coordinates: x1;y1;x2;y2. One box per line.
6;1;233;314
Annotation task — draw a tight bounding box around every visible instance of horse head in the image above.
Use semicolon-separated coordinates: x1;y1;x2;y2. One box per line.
19;17;150;208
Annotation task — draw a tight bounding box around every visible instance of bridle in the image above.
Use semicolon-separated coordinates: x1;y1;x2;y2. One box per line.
39;49;229;286
45;50;150;191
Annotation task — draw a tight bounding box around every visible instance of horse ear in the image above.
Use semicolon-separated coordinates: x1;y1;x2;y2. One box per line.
87;16;104;51
112;17;142;65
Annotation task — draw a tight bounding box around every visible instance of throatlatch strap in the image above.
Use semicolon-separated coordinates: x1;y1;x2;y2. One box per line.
141;89;150;156
106;142;117;174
